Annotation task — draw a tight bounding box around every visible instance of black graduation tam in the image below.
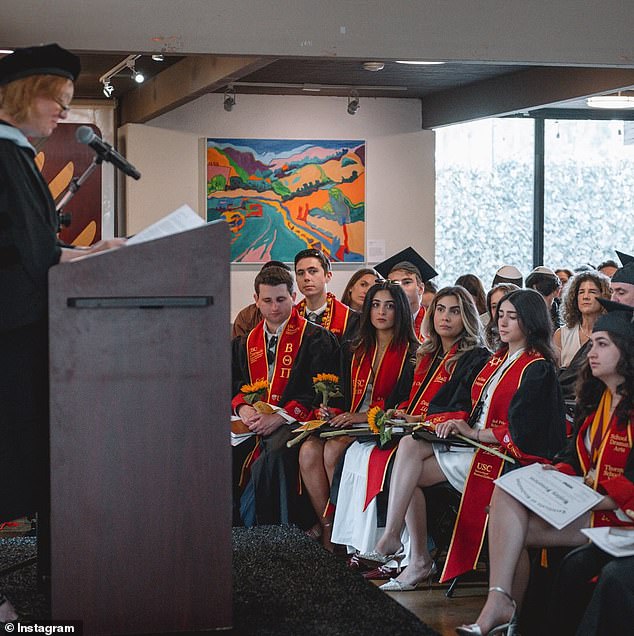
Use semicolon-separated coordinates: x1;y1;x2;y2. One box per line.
0;44;80;86
612;261;634;286
594;298;634;340
616;250;634;267
374;246;438;282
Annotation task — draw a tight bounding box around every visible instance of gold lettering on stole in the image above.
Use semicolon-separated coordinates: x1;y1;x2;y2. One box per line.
280;368;291;379
282;354;292;366
474;461;494;479
284;343;293;353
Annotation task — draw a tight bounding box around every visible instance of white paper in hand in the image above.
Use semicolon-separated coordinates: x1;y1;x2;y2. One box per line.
126;204;205;246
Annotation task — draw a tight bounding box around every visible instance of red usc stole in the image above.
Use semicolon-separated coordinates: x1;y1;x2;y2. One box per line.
296;292;351;339
440;349;544;583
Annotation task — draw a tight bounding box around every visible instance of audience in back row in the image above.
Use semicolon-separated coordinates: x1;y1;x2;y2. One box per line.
230;245;634;636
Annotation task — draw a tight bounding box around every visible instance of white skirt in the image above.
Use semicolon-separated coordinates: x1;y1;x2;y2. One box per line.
331;440;412;566
432;443;475;492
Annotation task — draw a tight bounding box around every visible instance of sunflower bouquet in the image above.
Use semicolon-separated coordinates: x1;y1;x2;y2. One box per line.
312;373;343;407
367;406;397;446
240;379;269;405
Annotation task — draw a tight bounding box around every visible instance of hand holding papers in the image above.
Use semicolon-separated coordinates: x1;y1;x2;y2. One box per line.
495;463;604;530
581;527;634;558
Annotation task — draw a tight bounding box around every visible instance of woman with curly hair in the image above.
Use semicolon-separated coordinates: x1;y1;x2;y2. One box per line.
457;302;634;636
299;281;418;550
554;270;611;367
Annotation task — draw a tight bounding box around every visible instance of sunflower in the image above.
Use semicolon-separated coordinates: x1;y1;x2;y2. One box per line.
240;379;269;404
367;406;381;434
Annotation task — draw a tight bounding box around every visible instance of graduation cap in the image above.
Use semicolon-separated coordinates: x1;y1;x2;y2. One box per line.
374;246;438;282
616;250;634;267
593;298;634;340
612;261;634;286
0;43;80;86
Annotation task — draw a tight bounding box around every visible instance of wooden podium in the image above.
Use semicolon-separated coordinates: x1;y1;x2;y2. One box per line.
48;222;232;634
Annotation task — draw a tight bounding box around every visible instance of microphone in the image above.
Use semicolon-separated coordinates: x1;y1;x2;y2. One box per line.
75;126;141;180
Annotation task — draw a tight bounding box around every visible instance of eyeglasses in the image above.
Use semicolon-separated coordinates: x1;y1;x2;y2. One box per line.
52;97;71;114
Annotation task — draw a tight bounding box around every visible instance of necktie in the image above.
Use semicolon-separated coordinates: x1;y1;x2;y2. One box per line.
307;311;319;324
267;335;278;365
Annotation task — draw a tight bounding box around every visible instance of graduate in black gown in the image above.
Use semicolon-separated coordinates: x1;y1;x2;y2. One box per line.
0;44;125;622
231;266;339;528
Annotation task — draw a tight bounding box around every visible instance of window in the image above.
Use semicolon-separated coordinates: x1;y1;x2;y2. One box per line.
435;119;534;288
543;119;634;270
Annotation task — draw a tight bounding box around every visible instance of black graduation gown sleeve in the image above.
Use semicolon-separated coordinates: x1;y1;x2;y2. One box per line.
494;359;567;462
425;346;491;419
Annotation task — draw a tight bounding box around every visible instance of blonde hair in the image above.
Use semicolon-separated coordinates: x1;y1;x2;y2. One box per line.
0;75;72;123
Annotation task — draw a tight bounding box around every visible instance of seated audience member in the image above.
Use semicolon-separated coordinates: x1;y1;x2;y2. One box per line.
483;283;520;344
555;268;574;287
458;302;633;636
554;270;611;367
231;266;339;528
611;253;634;307
299;281;418;550
491;265;523;288
294;248;358;341
374;246;438;341
455;274;487;315
525;266;562;328
597;259;618;279
340;267;381;312
364;289;565;591
231;260;292;338
422;279;438;309
333;287;489;571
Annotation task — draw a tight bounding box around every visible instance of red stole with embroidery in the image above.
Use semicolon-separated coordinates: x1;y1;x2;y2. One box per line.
575;391;634;527
363;344;458;510
296;292;350;339
350;340;409;413
245;308;307;405
440;349;544;583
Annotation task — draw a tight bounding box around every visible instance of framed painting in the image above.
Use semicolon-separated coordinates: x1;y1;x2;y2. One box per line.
206;138;365;263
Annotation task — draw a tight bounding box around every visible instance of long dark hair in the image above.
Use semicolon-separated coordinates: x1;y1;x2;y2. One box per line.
454;274;487;314
351;281;418;355
495;288;558;365
575;332;634;428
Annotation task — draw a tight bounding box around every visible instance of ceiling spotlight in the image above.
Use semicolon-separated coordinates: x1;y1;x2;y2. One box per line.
151;54;165;62
102;80;114;97
363;61;385;72
395;60;445;65
224;87;236;112
347;90;360;115
126;58;145;83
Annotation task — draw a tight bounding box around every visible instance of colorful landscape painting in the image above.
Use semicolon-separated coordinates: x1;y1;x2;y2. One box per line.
206;138;365;262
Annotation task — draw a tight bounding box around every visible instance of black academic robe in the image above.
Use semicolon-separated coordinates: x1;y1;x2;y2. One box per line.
231;321;339;528
0;131;62;522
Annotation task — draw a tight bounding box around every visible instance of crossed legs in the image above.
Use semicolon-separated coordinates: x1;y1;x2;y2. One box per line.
374;435;446;585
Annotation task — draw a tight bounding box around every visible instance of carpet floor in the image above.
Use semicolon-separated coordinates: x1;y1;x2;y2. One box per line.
1;529;440;635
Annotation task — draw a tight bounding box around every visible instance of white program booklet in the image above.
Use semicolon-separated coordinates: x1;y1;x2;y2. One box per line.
126;204;205;246
581;527;634;558
494;463;603;530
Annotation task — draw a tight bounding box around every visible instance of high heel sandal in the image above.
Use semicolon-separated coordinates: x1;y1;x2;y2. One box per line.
455;586;517;636
379;561;437;592
356;545;406;572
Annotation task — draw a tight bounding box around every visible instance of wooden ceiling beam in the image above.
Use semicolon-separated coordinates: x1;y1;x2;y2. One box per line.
119;55;274;124
422;67;634;128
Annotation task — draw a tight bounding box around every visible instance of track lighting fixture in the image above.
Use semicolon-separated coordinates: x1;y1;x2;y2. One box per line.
151;54;165;62
224;86;236;112
102;80;114;98
347;90;360;115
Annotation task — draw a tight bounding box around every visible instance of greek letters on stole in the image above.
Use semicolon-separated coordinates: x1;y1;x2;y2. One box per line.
440;349;543;583
575;391;634;528
245;308;307;405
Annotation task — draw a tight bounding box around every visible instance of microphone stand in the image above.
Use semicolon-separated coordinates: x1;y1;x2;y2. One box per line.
55;155;103;231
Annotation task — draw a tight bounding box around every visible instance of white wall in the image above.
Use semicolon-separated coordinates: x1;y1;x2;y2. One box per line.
142;93;435;320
